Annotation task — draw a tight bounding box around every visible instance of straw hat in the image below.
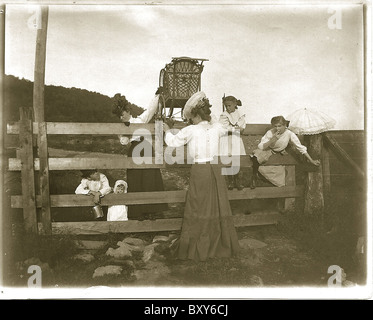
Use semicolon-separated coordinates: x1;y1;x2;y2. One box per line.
183;91;207;120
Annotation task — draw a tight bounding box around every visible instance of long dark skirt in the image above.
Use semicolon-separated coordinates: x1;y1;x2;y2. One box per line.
175;163;240;261
127;139;168;219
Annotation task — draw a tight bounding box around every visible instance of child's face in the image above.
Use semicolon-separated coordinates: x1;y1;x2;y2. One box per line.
88;172;100;181
224;101;236;114
116;184;126;194
273;122;286;134
120;110;131;123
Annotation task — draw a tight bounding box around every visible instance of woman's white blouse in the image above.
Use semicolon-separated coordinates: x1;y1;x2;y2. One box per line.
258;128;307;154
75;173;112;196
164;121;227;163
119;94;160;144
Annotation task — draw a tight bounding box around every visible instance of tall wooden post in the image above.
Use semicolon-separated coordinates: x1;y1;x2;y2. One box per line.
19;108;38;233
304;134;324;215
34;6;51;234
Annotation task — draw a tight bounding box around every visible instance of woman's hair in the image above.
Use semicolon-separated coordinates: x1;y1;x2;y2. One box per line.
112;93;131;118
81;169;98;179
189;98;212;122
271;116;290;127
223;95;242;109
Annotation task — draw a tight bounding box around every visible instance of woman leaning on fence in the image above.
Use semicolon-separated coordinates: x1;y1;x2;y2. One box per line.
162;91;240;262
112;93;168;220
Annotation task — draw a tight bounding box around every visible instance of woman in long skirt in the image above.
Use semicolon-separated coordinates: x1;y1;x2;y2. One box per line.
163;91;239;261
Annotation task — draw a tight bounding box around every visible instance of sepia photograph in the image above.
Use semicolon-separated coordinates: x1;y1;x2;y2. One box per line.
0;0;371;301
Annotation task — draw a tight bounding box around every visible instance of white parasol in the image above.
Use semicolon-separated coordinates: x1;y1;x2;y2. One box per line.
286;108;336;135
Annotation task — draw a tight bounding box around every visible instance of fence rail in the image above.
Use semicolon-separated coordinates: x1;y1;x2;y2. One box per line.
7;107;302;235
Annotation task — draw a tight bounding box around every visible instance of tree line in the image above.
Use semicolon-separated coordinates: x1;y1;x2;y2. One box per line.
3;75;145;122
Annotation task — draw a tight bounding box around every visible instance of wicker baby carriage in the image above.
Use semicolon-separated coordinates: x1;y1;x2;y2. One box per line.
156;57;208;119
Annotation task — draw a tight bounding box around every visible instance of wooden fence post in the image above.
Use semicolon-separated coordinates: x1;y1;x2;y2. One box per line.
33;6;51;235
284;165;296;212
19;107;38;233
304;134;324;215
38;122;52;235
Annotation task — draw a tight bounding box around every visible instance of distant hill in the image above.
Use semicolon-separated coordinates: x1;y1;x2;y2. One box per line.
3;75;145;122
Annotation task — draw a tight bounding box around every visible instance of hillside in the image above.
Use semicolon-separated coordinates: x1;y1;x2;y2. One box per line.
3;75;145;122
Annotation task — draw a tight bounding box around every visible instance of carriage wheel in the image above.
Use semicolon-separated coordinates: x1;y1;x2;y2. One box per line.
155;94;166;120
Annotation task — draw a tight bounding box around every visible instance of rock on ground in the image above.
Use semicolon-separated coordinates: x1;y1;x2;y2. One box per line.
116;241;143;252
142;243;160;263
93;265;123;278
122;237;146;247
106;246;132;259
72;253;95;263
152;235;169;243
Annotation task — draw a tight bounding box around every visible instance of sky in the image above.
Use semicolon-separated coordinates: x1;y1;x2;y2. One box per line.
4;2;365;130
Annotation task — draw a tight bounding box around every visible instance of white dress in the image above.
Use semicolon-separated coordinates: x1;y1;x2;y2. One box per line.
107;180;128;221
219;110;246;157
254;128;307;187
75;173;112;196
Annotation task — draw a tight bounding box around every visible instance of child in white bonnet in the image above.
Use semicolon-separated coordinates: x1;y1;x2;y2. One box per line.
107;180;128;221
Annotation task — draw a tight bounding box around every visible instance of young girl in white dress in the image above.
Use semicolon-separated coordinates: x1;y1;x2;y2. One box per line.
219;95;246;190
107;180;128;221
75;170;112;204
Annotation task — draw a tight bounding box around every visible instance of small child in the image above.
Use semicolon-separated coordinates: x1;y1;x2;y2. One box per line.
250;115;320;188
219;95;246;190
75;169;112;204
107;180;129;221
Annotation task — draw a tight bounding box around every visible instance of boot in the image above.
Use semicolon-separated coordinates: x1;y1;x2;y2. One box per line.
227;175;234;190
234;172;244;190
250;171;257;189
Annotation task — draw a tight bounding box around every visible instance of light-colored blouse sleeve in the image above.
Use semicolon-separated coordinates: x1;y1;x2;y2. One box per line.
237;114;246;130
133;94;160;124
164;127;191;148
75;179;90;195
258;130;273;150
99;174;113;196
289;131;307;154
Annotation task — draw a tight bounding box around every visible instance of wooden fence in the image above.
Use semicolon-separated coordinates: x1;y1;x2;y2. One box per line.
7;107;304;235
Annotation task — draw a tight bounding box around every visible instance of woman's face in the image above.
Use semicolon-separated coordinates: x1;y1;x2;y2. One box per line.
120;110;131;123
273;122;286;134
224;101;236;114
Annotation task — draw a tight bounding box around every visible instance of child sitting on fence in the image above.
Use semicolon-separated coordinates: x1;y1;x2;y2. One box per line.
75;169;112;204
250;116;320;189
107;180;129;221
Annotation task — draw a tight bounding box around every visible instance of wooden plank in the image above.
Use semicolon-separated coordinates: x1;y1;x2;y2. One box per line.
7;122;271;136
44;211;281;235
19;108;38;234
11;186;303;208
7;154;298;171
7;122;156;135
324;132;365;178
38;122;52;235
284;165;296;212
